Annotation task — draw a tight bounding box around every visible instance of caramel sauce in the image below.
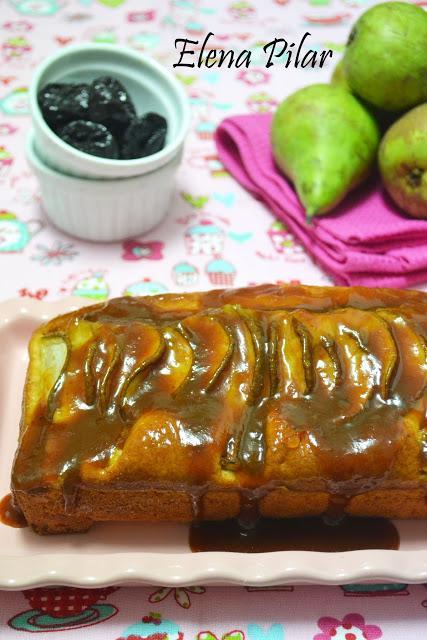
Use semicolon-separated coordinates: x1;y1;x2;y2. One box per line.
189;516;400;553
11;285;427;512
0;493;27;528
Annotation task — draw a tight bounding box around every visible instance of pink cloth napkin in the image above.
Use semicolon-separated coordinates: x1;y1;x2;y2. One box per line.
215;113;427;288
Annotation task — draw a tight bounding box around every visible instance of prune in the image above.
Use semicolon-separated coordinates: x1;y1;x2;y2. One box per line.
39;75;168;162
38;82;90;131
61;83;90;120
120;112;167;159
89;76;136;138
58;120;119;159
38;83;66;129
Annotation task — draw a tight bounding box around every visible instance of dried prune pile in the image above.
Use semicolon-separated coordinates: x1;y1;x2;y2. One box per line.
38;76;168;160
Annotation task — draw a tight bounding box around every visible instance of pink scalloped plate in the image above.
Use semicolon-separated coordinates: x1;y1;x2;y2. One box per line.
0;297;426;589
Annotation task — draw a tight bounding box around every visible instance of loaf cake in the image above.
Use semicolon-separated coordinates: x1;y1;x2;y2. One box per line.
11;284;427;534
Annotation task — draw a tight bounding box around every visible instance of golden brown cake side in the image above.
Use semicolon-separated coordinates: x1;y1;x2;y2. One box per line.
11;284;427;533
15;488;427;535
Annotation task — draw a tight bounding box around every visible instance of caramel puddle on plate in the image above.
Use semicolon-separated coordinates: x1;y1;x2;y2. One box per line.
0;493;28;528
189;517;400;552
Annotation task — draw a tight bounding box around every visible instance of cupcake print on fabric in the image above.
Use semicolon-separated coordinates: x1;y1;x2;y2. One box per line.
206;258;236;286
173;262;199;287
185;219;225;256
123;278;168;296
72;272;109;300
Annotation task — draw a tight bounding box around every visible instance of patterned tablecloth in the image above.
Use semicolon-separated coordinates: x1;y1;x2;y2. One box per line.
0;0;426;637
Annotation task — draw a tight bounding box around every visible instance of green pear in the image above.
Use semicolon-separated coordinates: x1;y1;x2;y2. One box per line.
379;103;427;219
331;59;400;133
271;84;380;219
343;2;427;112
331;60;350;91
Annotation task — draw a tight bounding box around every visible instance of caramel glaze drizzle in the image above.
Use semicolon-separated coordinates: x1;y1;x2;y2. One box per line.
11;285;427;518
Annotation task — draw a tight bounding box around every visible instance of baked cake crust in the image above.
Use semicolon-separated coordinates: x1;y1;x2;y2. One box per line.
11;284;427;533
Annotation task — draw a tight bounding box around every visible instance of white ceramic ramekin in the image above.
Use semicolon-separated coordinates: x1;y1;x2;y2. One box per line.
30;43;190;179
26;131;181;242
